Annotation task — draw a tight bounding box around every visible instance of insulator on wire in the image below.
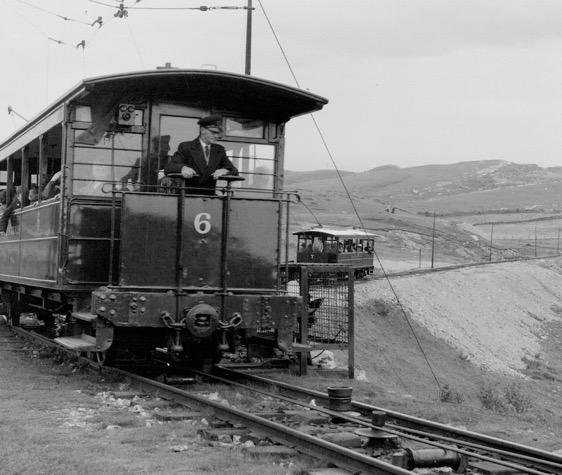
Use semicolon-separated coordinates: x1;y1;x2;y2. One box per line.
91;16;103;27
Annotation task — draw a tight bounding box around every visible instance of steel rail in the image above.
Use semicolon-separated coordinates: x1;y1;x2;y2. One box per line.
10;328;406;473
217;366;562;474
203;368;560;475
107;367;412;475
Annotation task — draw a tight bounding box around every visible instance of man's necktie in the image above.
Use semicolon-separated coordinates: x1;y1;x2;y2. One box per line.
204;145;210;164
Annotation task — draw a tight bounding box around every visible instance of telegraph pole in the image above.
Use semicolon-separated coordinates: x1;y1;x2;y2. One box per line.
431;211;436;269
245;0;252;74
489;223;494;262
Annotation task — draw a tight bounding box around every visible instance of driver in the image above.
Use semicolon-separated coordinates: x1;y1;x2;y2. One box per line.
164;115;238;195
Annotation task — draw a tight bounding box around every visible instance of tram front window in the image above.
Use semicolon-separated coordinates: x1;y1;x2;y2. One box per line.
72;132;142;196
158;114;276;193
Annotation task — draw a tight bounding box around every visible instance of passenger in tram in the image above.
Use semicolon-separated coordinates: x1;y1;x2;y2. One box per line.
312;237;324;253
121;135;171;192
28;184;39;205
0;186;22;234
0;184;38;234
164;115;238;196
41;171;61;200
0;190;6;215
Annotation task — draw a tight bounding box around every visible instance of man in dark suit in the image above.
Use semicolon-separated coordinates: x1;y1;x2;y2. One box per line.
164;115;238;195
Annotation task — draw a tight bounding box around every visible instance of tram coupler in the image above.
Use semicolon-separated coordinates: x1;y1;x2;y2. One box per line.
218;313;243;351
161;312;187;356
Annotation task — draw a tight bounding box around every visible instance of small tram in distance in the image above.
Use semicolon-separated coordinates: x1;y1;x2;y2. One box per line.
0;69;328;368
294;228;376;278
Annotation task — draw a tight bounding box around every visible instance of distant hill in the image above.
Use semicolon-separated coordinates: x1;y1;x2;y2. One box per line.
284;169;355;185
286;160;562;215
285;160;562;264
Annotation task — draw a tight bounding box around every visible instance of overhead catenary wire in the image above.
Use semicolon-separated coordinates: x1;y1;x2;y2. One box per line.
13;0;95;25
1;0;101;50
124;16;145;69
257;0;443;393
88;0;248;12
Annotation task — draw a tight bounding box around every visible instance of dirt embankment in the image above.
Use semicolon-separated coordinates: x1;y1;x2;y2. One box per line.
355;258;562;377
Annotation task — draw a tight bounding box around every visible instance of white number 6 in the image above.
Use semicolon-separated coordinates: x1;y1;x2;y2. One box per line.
194;212;211;234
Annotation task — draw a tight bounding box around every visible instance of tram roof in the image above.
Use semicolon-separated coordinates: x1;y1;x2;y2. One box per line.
1;69;328;155
76;69;328;120
293;228;377;239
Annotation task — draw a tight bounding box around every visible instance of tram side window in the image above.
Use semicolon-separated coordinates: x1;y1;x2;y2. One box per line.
39;125;63;201
342;239;356;253
5;150;21;205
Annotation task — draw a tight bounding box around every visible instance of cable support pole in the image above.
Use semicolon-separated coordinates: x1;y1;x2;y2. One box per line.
431;211;436;269
245;0;252;74
489;223;494;262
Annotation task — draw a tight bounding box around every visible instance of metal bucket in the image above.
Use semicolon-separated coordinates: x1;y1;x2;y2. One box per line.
327;386;352;411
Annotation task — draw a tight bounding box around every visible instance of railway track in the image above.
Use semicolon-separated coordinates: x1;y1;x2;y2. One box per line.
215;366;562;474
6;325;562;474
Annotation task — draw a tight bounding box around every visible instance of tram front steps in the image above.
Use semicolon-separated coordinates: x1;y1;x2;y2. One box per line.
55;334;97;352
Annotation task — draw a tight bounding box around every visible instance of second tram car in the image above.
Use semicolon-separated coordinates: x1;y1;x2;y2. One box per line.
0;69;328;367
294;228;376;278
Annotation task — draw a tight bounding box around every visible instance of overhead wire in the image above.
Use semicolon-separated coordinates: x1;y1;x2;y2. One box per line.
13;0;94;25
1;0;102;49
124;16;145;68
1;0;51;38
298;200;323;227
87;0;247;11
257;0;443;393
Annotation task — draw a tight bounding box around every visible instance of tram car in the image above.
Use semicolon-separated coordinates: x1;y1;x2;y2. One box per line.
294;228;376;278
0;69;328;368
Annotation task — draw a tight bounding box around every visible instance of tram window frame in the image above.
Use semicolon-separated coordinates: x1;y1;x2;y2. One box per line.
38;125;64;202
222;141;276;191
72;104;144;129
224;117;265;139
0;122;63;221
7;150;22;204
71;130;144;196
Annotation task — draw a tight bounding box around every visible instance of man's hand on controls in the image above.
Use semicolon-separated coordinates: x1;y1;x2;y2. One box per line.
212;168;229;180
180;166;197;179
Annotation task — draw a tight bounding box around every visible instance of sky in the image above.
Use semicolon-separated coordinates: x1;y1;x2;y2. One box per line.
2;0;562;173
